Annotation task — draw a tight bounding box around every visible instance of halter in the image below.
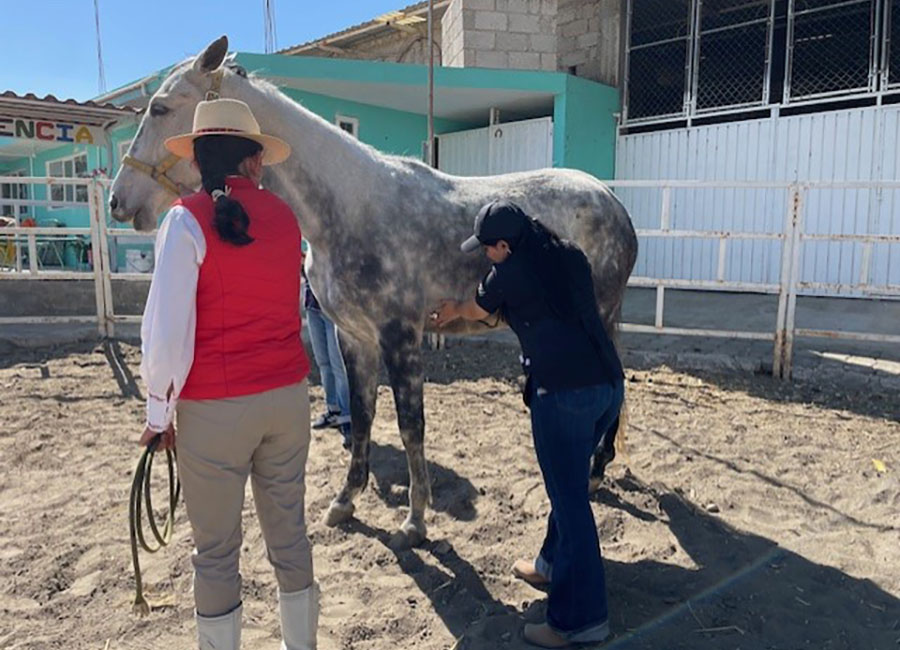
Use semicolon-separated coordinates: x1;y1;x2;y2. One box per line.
121;68;225;197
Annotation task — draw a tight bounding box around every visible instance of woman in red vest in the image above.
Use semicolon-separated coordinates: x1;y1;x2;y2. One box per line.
138;98;315;650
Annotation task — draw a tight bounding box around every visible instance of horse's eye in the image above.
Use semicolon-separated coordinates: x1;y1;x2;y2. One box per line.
150;103;170;117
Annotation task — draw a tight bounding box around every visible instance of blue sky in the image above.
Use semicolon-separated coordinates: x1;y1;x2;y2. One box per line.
4;0;410;101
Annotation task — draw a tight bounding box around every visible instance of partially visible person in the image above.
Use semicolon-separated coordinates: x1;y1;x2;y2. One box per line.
302;264;352;450
138;98;318;650
433;200;624;649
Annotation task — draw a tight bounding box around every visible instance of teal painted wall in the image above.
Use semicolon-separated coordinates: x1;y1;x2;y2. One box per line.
1;54;619;269
282;88;474;158
554;76;619;180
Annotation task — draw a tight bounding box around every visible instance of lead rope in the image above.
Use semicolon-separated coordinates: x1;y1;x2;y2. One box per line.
129;435;181;615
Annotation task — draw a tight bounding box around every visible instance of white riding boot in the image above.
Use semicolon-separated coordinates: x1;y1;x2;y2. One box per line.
279;582;319;650
197;604;242;650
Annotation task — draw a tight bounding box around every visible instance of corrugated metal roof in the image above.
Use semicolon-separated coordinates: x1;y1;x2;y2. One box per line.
0;91;140;127
279;1;449;55
0;91;139;114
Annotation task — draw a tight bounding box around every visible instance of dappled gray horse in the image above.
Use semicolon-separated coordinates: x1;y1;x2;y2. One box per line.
109;37;637;546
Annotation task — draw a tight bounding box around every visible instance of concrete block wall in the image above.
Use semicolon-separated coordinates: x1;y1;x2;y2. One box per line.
442;0;465;66
557;0;621;85
442;0;558;71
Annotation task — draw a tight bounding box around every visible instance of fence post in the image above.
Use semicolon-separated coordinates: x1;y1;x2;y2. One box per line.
88;181;108;336
27;234;38;274
92;180;116;338
782;185;803;379
773;184;803;379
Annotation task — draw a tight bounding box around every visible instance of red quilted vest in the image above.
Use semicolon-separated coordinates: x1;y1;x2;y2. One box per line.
178;176;309;400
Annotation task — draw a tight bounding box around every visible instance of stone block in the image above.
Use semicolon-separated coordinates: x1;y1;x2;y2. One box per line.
475;49;510;68
497;0;531;12
475;10;509;31
577;31;600;48
468;29;497;49
560;50;585;67
496;32;531;51
560;18;588;37
530;33;557;52
509;13;540;32
463;9;477;30
539;15;556;32
509;51;542;69
541;52;558;70
541;0;557;15
465;0;495;10
557;7;577;24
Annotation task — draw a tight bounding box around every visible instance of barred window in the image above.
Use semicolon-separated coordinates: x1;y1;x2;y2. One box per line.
786;0;878;100
694;0;774;111
626;0;693;120
624;0;894;124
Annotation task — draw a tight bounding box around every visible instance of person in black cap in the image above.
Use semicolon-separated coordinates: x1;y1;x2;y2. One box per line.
433;199;624;648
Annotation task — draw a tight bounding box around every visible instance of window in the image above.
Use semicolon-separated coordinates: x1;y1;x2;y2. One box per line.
47;152;89;206
624;0;895;124
1;171;29;218
335;115;359;138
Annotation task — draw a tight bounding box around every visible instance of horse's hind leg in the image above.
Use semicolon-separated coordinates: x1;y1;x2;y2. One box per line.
324;332;379;526
380;319;430;547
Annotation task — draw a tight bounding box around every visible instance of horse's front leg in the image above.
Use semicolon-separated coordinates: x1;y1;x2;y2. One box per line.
380;319;430;547
324;331;379;526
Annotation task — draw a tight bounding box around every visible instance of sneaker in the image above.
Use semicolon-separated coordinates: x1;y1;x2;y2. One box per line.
339;423;352;451
313;410;340;429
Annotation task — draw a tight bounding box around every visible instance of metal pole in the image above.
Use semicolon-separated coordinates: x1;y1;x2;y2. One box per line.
426;0;445;351
427;0;435;168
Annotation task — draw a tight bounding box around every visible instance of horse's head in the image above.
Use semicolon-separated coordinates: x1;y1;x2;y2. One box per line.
110;35;240;231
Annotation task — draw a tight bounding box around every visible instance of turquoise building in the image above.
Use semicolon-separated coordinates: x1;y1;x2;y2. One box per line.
1;54;619;268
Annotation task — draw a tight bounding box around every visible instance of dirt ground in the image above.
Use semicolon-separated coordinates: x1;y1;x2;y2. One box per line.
1;339;898;650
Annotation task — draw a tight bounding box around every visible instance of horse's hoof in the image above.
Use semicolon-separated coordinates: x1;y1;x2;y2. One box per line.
324;499;355;527
391;516;426;548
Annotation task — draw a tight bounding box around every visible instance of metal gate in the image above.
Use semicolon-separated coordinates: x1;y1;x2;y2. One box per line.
616;104;900;294
437;117;554;177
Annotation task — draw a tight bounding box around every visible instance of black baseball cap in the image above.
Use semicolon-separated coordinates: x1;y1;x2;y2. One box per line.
460;200;529;253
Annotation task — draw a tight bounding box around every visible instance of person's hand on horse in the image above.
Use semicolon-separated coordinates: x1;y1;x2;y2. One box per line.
431;299;460;328
139;423;176;451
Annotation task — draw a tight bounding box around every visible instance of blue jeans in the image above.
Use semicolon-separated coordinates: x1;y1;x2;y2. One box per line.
530;380;624;641
305;307;350;423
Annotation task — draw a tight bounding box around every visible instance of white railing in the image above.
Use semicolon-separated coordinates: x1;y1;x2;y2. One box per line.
1;176;898;379
607;180;900;378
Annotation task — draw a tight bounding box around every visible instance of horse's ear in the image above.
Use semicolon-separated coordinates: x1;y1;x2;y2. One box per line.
194;35;229;74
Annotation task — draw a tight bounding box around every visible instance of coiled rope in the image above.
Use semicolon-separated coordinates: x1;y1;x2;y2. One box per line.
128;435;180;615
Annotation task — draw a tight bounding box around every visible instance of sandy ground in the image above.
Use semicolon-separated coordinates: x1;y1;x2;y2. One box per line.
1;339;898;650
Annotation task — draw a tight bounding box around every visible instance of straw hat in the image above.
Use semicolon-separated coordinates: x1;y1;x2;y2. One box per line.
164;98;290;165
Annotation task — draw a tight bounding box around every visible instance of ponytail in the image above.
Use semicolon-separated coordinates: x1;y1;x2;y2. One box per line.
192;135;263;246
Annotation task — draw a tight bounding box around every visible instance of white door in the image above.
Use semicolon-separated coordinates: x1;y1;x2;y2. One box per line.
438;117;553;177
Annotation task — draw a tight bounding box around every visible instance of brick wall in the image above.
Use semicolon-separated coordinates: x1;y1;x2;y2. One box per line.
442;0;557;71
557;0;621;85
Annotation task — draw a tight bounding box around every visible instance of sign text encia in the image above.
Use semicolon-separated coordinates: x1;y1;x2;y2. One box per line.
0;117;100;144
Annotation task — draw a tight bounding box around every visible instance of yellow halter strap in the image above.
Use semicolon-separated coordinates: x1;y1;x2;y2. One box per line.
121;69;227;197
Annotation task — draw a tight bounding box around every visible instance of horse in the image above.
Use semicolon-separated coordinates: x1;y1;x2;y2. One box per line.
109;36;638;547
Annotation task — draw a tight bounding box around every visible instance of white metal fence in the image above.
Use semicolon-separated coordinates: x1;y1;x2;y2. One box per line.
1;175;898;379
0;175;153;335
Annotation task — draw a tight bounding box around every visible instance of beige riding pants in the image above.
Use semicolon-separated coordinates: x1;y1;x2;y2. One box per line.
176;380;313;617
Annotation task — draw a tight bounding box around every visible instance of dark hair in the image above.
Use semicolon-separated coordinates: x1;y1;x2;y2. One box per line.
514;218;577;321
193;135;263;246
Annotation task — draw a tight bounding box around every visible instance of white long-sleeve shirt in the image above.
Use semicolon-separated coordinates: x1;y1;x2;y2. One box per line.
140;205;206;432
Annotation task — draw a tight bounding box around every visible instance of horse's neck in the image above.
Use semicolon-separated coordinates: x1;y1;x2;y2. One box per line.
233;80;381;245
